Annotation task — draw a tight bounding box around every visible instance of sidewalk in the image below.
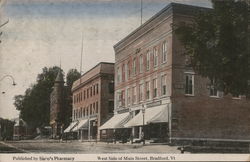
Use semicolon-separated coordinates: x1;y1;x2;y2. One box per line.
3;139;181;153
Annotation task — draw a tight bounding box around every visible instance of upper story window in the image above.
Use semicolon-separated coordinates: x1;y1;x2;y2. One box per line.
96;84;99;94
132;58;137;75
153;78;158;98
80;107;83;118
146;81;150;100
153;47;158;67
161;75;167;96
162;41;167;63
93;85;95;95
127;88;131;106
210;79;219;97
109;82;114;93
122;64;125;82
84;90;86;100
146;51;150;71
86;106;89;116
87;89;89;98
121;90;125;107
139;55;143;73
185;73;194;95
125;63;128;81
83;107;85;117
108;100;114;113
127;61;131;79
90;87;92;97
139;84;143;102
132;86;136;104
93;102;96;114
96;101;98;113
117;67;121;83
76;109;78;119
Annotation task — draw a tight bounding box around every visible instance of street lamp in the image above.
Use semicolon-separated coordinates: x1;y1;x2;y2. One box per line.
0;75;17;94
141;104;145;145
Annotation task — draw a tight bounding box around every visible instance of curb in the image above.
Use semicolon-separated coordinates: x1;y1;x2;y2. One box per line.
0;141;28;153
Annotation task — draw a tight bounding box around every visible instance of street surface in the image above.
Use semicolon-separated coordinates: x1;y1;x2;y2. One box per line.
1;140;181;154
1;140;249;154
0;142;24;153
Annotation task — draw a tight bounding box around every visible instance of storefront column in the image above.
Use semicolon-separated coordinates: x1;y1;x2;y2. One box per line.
139;126;143;140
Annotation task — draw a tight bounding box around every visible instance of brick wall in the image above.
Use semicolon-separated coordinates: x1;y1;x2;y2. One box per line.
171;13;250;141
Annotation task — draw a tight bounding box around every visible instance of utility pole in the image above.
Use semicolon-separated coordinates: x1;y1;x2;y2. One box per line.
140;0;143;25
80;32;84;75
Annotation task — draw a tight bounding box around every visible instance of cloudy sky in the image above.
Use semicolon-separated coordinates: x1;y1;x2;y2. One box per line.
0;0;211;119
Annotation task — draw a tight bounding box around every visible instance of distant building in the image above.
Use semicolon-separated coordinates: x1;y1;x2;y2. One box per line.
12;117;32;140
50;70;68;139
0;118;14;140
65;62;114;141
100;3;250;144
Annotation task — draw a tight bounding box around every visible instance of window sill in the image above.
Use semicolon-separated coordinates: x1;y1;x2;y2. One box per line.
232;97;241;100
185;94;195;97
161;61;167;65
209;96;220;98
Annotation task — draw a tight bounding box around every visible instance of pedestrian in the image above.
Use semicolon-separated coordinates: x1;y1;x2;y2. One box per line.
130;133;133;144
113;131;116;144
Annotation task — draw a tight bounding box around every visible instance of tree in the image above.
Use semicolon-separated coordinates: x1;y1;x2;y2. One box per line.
66;69;81;88
13;67;81;131
14;66;62;129
175;0;250;96
64;69;81;125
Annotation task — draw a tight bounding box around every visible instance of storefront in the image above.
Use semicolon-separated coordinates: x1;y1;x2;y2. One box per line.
124;104;169;143
99;112;131;142
99;104;169;143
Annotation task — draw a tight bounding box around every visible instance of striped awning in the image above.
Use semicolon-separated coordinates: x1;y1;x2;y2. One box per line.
64;121;78;133
71;119;89;132
124;105;168;127
99;112;130;130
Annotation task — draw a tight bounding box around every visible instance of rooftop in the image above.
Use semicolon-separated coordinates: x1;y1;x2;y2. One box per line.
114;2;210;50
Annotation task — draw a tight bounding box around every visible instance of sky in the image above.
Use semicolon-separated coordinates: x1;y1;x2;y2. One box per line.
0;0;211;120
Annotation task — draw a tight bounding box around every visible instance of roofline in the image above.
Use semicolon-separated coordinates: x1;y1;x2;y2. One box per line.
79;62;114;78
113;2;210;49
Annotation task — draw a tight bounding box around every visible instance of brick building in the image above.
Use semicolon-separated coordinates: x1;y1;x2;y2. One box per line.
65;62;114;140
0;118;14;141
50;70;67;139
100;3;250;144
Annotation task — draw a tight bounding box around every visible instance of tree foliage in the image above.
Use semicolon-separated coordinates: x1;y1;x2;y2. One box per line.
175;0;250;96
13;67;80;130
66;69;81;88
64;69;81;125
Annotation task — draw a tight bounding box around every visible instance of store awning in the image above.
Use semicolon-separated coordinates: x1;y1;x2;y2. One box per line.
64;121;78;133
99;112;130;130
124;105;168;127
71;119;89;132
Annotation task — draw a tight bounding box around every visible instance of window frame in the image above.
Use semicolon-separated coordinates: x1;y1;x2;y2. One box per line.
153;78;158;98
162;41;167;63
153;47;158;67
146;50;150;71
184;73;194;96
209;79;219;97
139;54;143;73
161;75;167;96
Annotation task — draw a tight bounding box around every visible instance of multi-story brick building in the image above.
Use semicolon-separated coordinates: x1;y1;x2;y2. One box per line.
100;3;250;144
65;62;114;140
50;70;67;139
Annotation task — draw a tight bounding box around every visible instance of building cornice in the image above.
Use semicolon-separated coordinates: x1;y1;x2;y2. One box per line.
114;3;210;54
